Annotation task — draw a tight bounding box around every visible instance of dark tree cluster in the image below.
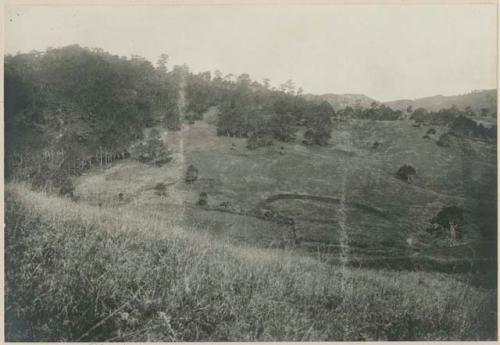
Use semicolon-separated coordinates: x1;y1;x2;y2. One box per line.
449;115;497;139
337;102;403;121
6;45;339;192
410;106;459;126
409;105;497;135
129;130;172;166
427;206;466;244
5;45;181;186
201;73;334;147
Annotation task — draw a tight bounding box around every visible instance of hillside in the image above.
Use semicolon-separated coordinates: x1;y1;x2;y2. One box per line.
69;117;497;274
303;93;378;110
5;183;496;341
384;89;497;114
4;45;497;341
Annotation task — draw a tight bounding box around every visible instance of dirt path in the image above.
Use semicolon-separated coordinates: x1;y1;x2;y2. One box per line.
260;193;389;219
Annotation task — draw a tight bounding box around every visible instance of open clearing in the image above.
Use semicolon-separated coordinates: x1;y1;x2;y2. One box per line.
72;118;496;272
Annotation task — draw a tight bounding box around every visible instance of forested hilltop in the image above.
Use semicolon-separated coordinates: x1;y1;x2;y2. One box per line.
6;45;335;187
5;45;497;191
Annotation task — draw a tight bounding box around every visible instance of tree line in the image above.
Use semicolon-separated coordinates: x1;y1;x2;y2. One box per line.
5;46;182;187
184;71;334;147
409;105;497;139
6;45;495;191
5;45;336;189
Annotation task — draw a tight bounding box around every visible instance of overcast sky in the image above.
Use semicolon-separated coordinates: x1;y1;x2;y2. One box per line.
5;4;497;101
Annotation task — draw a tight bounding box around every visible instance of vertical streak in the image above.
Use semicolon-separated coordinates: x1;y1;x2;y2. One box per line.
337;129;351;340
177;72;187;224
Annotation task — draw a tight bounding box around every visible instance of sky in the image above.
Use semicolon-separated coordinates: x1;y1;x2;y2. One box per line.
4;4;497;101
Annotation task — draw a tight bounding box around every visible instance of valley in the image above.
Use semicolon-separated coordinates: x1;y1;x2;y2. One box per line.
72;116;497;274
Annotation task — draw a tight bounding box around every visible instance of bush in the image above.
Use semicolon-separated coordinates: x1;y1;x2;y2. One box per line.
185;165;198;184
396;164;416;183
59;178;75;198
130;134;172;166
436;133;452;147
246;135;274;150
427;206;465;243
302;128;330;146
154;182;168;197
197;192;208;206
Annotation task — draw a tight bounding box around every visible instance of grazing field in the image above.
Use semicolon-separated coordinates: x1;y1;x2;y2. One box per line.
71;119;496;272
5;183;497;341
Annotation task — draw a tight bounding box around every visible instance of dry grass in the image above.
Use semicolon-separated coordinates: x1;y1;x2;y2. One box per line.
5;182;497;341
71;120;495;263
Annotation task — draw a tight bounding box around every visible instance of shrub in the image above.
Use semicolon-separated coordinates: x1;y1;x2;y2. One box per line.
427;206;465;243
396;164;416;183
197;192;208;206
436;133;452;147
185;165;198;184
59;178;75;198
302;129;330;146
246;135;274;150
130;135;172;166
154;182;168;197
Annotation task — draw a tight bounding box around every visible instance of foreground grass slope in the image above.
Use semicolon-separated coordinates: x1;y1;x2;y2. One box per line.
5;183;496;341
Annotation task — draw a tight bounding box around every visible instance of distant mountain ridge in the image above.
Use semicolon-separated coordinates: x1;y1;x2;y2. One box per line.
383;89;497;113
304;89;497;114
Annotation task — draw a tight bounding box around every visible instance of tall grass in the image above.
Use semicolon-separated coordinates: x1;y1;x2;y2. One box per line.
5;183;497;341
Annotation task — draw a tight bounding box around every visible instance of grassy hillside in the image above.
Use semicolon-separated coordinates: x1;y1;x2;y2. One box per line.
5;183;497;341
384;89;497;114
71;119;496;273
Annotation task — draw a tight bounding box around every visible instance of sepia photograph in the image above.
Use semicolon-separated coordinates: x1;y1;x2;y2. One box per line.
3;1;498;341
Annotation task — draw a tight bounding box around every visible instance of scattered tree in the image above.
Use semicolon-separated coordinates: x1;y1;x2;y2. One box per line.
427;206;465;245
396;164;416;183
197;192;208;206
185;165;199;184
